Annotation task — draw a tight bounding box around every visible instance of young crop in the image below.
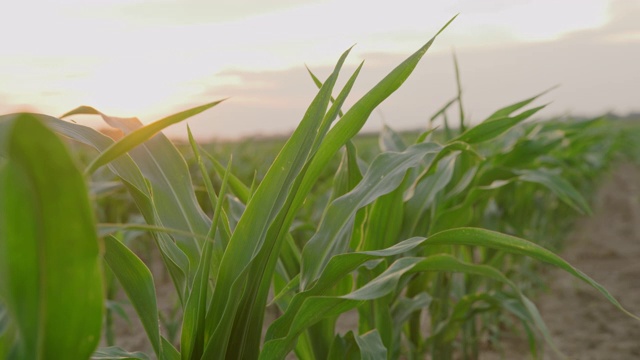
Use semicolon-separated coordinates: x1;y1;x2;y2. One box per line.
1;16;638;360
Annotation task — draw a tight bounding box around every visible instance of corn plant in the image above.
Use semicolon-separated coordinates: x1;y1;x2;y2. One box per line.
1;16;639;360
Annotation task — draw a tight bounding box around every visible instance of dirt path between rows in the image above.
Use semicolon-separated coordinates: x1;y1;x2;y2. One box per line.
484;162;640;359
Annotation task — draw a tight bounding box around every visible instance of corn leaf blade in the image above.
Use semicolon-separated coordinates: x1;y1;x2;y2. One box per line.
103;236;163;359
0;114;103;359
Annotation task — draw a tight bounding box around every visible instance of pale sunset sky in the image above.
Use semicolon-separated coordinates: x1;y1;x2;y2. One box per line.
0;0;638;139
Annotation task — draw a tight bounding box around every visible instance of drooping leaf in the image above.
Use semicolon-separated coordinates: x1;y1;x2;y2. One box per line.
62;101;226;175
54;106;213;283
516;168;591;214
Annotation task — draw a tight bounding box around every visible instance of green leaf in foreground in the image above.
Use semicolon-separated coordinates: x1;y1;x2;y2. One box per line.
0;114;103;359
201;46;354;359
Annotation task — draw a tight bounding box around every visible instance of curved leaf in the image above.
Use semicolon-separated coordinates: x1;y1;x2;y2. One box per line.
516;168;591;214
63;101;226;175
301;142;442;288
265;227;639;357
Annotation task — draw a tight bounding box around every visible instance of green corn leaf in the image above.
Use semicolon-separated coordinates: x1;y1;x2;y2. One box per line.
180;242;211;360
264;254;549;358
484;86;556;122
403;152;458;237
516;168;592;214
290;16;457;233
0;302;9;336
62;101;226;175
266;227;638;357
262;297;365;359
91;347;151;360
380;124;407;152
327;332;360;360
55;107;213;281
202;151;250;204
188;127;234;277
267;236;429;342
262;256;444;358
161;338;181;360
202;45;353;360
430;205;475;233
3;113;148;195
442;150;480;198
452;105;546;144
354;330;388;360
331;140;363;201
221;49;364;360
453;51;466;133
181;156;231;360
98;223;209;242
0;114;103;359
310;60;365;157
105;300;131;325
301;142;442;288
428;293;500;344
103;236;163;359
429;97;457;125
362;181;406;251
390;293;431;358
405;141;481;198
422;228;639;321
391;293;432;327
211;21;455;357
26;114;193;301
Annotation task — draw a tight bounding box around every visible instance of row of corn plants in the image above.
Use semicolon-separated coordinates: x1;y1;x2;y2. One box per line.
1;17;639;359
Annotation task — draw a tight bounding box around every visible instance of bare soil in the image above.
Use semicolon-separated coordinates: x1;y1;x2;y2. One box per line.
484;163;640;359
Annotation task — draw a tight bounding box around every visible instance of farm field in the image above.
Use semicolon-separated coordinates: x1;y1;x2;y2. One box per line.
482;162;640;359
103;144;640;360
1;18;640;359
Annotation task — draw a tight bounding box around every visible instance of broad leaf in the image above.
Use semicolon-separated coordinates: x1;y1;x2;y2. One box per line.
0;114;103;359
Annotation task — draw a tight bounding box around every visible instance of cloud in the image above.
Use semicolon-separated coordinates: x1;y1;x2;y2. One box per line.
167;1;640;140
1;0;637;140
70;0;331;25
558;0;640;43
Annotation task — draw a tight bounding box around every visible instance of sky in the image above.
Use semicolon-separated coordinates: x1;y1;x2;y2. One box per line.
0;0;638;140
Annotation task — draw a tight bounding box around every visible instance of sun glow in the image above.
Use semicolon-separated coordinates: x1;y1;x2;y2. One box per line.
0;0;636;138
